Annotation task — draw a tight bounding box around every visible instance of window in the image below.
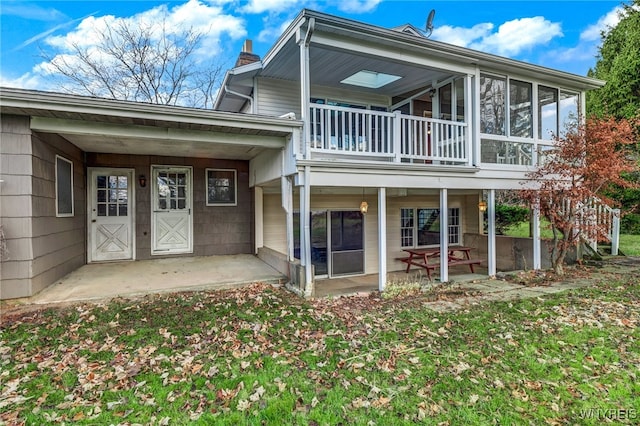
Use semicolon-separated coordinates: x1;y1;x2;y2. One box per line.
480;74;506;135
559;91;579;137
206;169;236;206
96;174;128;216
509;80;533;138
538;85;558;140
55;155;74;217
400;208;460;248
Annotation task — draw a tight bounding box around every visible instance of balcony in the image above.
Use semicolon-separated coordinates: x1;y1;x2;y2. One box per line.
307;104;470;165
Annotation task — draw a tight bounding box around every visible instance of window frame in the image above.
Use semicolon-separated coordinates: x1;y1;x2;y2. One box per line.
55;155;74;217
205;168;237;206
400;207;461;248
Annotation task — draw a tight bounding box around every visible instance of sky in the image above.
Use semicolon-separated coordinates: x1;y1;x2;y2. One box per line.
0;0;627;92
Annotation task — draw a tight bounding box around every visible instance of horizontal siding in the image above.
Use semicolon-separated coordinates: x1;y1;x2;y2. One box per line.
256;78;301;118
263;194;287;254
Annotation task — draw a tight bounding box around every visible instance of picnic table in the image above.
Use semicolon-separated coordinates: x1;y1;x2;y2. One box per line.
397;246;482;280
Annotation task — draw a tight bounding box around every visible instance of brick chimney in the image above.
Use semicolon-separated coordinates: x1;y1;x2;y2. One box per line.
234;39;261;67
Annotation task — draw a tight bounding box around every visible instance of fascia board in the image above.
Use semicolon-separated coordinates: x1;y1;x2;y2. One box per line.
30;117;287;148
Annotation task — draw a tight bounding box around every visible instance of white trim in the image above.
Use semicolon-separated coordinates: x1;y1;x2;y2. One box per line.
439;189;449;282
55;155;74;217
532;197;541;270
487;189;497;276
205;168;238;206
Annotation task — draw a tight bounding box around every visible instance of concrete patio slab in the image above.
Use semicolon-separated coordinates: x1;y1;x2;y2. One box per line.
26;254;286;305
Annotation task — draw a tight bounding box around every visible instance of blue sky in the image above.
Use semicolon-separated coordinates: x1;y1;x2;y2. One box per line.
0;0;626;91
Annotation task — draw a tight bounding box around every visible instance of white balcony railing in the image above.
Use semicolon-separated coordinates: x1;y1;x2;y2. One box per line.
308;104;469;164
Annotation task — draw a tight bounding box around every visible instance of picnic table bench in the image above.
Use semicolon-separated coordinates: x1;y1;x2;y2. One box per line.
396;246;482;280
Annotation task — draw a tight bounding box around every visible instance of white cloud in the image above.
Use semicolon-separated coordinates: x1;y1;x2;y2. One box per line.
241;0;302;14
580;6;623;42
433;17;562;57
44;0;246;58
335;0;382;13
0;3;66;21
477;17;562;56
433;23;494;47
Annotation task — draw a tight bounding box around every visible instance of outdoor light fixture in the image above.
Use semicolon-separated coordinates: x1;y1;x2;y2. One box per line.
478;200;487;212
139;174;147;188
360;188;368;215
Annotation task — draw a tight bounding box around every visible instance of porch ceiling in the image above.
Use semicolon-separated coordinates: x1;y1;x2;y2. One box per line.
260;39;453;97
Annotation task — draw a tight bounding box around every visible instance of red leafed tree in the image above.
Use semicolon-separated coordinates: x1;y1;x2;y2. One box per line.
522;115;638;275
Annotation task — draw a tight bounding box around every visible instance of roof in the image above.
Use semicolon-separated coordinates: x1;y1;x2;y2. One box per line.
1;87;301;160
215;9;605;111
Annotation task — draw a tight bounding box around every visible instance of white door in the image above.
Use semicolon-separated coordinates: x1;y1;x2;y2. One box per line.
89;168;134;262
151;166;193;254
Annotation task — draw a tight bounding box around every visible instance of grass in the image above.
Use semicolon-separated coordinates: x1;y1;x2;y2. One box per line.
1;270;640;425
619;234;640;256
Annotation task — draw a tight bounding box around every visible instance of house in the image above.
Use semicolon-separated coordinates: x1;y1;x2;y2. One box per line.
1;9;607;300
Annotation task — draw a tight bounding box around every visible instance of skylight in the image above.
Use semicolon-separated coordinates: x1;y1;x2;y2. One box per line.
341;70;402;89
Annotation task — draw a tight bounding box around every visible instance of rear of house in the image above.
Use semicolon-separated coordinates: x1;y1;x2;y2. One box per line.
1;8;607;300
216;9;605;296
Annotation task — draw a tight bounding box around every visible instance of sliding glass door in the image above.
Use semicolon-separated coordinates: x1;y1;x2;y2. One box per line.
294;210;364;277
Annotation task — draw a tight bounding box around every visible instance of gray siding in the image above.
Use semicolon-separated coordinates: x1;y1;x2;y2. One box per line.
86;154;253;260
256;77;301;118
0;118;85;299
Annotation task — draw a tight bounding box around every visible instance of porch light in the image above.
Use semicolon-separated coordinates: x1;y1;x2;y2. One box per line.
139;174;147;188
478;200;487;212
360;187;368;214
341;70;401;89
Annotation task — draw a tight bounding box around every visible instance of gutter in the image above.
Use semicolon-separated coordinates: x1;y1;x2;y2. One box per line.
223;85;254;114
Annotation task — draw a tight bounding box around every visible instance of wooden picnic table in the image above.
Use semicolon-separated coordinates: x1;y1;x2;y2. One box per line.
397;246;482;280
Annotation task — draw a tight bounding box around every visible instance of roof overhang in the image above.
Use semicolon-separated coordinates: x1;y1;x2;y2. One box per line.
216;9;604;112
1;88;302;160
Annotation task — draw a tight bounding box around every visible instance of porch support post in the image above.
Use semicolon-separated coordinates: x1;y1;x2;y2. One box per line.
532;196;541;270
255;186;264;254
487;189;497;276
464;74;473;167
378;187;387;291
302;166;313;295
472;67;481;167
298;18;314;160
281;176;294;261
439;188;449;283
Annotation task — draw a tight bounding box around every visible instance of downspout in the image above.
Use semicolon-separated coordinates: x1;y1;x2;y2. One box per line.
224;85;254;114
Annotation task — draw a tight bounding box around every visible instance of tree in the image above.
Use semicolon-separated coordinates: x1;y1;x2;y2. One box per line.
521;116;638;275
587;0;640;120
42;16;225;108
586;1;640;220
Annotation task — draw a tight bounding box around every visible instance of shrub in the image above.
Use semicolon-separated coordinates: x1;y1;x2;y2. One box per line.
495;204;530;235
621;213;640;234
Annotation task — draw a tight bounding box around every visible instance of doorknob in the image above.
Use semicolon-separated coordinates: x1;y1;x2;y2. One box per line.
92;219;96;223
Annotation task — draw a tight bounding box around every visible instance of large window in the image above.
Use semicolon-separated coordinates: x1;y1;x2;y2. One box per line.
480;75;506;135
510;80;533;138
538;85;558;140
400;208;460;248
206;169;236;206
55;155;74;217
559;91;579;137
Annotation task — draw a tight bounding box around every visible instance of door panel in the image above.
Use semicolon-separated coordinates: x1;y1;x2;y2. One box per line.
152;167;192;254
330;211;364;276
89;169;134;262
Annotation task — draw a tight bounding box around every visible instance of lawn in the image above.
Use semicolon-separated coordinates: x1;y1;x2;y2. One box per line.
1;270;639;425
